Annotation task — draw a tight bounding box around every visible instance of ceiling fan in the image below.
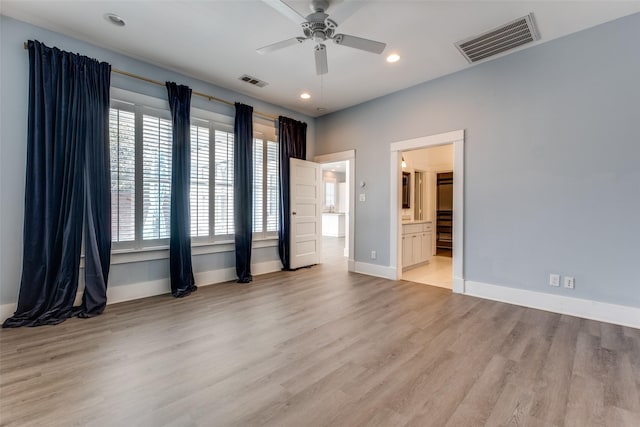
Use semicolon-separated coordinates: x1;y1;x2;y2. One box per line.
257;0;387;75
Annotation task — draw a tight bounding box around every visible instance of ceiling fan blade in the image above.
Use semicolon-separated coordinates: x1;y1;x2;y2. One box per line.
261;0;307;25
314;44;328;75
327;0;364;25
257;37;306;55
333;34;386;54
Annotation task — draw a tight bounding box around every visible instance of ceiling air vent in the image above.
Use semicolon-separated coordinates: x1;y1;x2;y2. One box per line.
455;13;539;64
239;74;268;88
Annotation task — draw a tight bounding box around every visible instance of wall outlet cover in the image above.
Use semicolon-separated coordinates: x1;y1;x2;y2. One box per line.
549;274;560;287
564;276;575;289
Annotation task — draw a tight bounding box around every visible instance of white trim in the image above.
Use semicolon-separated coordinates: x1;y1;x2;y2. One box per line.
0;304;16;322
0;260;283;322
453;276;465;294
354;261;397;280
389;130;465;291
109;239;277;265
314;150;356;272
390;130;464;152
313;150;355;163
464;281;640;330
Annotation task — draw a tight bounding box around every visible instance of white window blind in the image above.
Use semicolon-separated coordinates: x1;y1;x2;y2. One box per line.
253;138;264;233
142;114;172;240
109;92;280;251
190;124;210;237
253;138;279;236
214;130;234;236
266;141;279;232
109;108;136;242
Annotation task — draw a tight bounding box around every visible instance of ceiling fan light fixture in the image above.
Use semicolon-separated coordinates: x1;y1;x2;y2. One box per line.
300;92;311;100
386;53;400;63
103;13;126;27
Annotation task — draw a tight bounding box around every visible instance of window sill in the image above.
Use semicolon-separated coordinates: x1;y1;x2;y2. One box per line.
108;237;278;265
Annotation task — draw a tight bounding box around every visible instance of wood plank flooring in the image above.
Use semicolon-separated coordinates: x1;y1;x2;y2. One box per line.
1;262;639;426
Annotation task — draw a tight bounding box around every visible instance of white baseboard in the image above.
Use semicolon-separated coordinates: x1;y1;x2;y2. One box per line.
354;261;396;280
464;280;640;330
0;260;283;322
452;276;465;294
348;259;356;272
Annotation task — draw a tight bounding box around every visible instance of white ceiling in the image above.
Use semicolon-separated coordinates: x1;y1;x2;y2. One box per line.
2;1;639;117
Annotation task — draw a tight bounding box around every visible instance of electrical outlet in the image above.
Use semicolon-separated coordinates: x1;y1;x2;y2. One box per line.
371;250;377;260
564;276;575;289
549;274;560;287
359;193;366;202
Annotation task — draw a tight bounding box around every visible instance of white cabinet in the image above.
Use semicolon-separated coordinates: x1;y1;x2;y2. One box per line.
402;235;412;268
322;213;345;237
402;222;433;271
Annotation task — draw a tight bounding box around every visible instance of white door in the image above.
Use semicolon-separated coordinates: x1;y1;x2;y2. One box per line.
289;158;322;269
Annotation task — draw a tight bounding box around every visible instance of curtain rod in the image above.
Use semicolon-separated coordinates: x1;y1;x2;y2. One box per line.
23;42;278;121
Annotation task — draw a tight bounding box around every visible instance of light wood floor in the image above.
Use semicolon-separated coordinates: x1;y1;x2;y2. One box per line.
402;255;453;289
1;263;639;426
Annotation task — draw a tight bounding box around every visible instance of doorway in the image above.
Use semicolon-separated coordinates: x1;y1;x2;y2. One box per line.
389;130;464;293
314;150;355;272
399;145;453;289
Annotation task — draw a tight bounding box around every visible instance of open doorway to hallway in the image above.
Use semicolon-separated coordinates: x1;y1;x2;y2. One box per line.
321;160;349;270
400;144;453;289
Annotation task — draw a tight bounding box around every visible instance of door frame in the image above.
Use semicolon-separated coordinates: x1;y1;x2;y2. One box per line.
389;130;465;293
313;150;356;272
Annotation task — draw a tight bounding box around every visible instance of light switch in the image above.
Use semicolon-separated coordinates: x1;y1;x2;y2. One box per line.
359;193;366;202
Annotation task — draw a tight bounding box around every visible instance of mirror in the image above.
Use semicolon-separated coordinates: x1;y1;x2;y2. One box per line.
402;172;411;209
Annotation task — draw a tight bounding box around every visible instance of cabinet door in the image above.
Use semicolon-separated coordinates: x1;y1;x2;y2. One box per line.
412;234;422;265
422;232;433;262
402;236;412;268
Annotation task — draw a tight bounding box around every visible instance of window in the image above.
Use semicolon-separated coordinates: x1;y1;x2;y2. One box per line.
325;182;335;209
190;125;210;237
253;138;279;236
109;108;136;242
213;129;235;237
142;115;172;240
110;102;174;247
109;97;279;250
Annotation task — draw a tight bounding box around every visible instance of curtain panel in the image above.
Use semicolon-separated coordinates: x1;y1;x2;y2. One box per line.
233;103;254;283
277;116;307;270
166;82;197;297
3;40;111;327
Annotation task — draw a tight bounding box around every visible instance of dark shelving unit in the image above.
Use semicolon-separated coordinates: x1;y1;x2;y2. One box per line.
436;172;453;257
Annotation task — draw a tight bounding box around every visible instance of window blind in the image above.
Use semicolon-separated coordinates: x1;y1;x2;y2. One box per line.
253;138;264;233
214;130;234;236
109;108;136;242
142;114;172;240
190;124;210;237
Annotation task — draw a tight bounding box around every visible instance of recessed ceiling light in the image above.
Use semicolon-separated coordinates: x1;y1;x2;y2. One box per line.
317;107;326;112
300;92;311;100
386;53;400;63
104;13;126;27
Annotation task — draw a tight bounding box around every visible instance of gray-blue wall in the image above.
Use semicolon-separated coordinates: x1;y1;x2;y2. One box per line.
0;16;316;306
315;13;640;307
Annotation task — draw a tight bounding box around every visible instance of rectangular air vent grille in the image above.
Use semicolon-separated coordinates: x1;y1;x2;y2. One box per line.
455;13;539;63
239;74;268;88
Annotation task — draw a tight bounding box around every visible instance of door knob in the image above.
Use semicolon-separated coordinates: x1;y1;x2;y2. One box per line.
292;211;297;215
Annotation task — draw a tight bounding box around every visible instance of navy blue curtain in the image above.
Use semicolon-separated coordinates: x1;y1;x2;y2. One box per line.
76;50;112;318
3;40;111;327
234;103;253;283
166;82;197;297
277;116;307;270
